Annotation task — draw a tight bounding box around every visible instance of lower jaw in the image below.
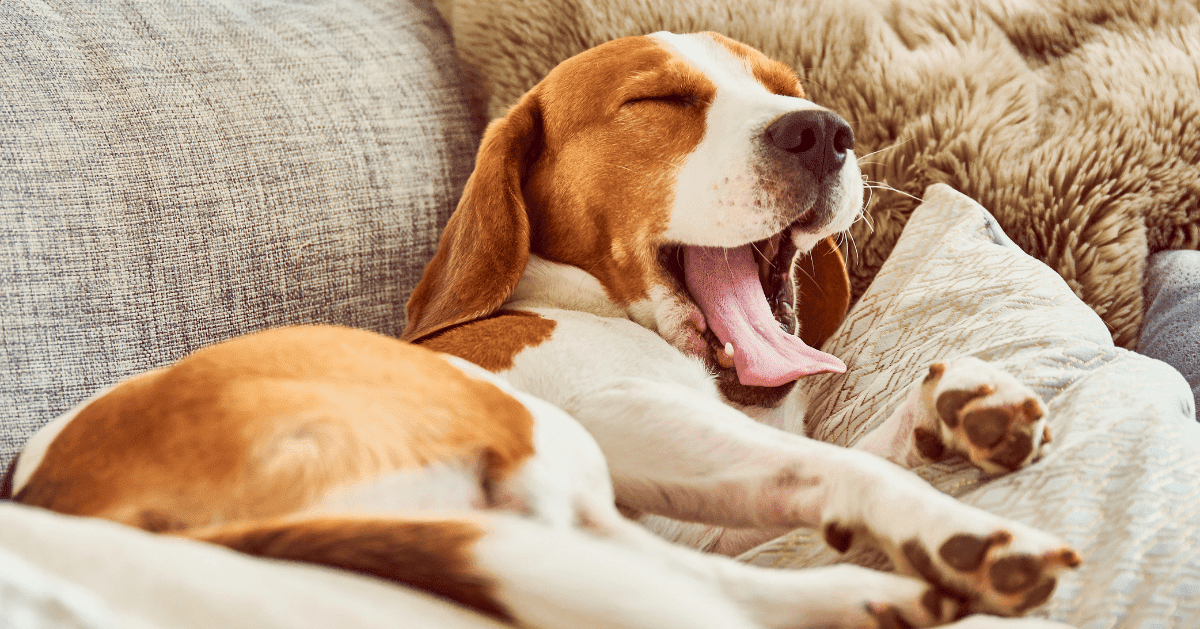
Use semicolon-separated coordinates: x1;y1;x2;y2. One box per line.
706;338;799;408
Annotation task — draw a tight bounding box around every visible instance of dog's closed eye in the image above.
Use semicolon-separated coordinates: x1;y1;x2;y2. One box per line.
623;93;701;108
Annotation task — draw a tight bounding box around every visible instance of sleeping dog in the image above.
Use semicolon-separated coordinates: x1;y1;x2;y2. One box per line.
6;32;1078;629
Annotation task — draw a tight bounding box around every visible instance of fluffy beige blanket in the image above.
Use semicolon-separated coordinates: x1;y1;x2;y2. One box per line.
434;0;1200;348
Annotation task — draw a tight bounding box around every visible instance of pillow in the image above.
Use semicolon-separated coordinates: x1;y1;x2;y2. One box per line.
740;185;1200;628
1140;250;1200;420
0;0;478;470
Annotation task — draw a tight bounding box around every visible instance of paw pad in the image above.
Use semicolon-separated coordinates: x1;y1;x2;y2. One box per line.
1015;577;1058;613
938;531;1012;571
919;587;958;620
989;554;1041;593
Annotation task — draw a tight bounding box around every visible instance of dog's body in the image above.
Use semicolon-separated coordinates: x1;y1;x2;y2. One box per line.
6;33;1078;629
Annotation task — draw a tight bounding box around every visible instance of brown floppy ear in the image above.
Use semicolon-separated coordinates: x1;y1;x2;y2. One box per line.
794;236;851;349
402;93;544;343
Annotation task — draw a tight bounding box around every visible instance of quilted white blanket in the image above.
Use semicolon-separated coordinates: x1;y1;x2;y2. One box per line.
741;185;1199;628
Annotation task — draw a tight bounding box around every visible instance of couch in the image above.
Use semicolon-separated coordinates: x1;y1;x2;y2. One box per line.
2;0;1198;627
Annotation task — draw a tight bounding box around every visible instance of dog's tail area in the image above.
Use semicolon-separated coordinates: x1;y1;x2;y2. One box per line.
186;515;512;621
183;512;760;629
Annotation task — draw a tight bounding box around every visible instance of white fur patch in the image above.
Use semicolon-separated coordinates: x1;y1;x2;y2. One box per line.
309;460;488;514
652;32;825;247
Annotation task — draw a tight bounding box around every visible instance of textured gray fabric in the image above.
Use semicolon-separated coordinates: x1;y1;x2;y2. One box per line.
1140;250;1200;420
0;0;478;470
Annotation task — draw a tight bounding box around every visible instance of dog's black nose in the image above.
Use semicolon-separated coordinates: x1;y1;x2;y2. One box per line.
765;110;855;179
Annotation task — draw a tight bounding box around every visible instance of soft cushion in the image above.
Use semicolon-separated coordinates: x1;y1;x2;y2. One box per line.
1140;250;1200;420
0;0;478;470
740;185;1200;627
0;504;506;629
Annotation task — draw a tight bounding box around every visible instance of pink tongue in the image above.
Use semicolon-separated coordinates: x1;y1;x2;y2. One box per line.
683;245;846;387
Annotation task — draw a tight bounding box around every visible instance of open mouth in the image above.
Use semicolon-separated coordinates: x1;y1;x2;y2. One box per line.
661;212;846;391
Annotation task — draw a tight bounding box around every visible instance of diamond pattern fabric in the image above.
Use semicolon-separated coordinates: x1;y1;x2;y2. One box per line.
742;185;1199;627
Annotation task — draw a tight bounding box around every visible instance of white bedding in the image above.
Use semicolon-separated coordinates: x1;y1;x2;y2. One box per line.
742;185;1200;628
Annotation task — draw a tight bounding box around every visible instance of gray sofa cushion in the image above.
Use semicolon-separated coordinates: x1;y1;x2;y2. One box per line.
1140;250;1200;420
0;0;478;470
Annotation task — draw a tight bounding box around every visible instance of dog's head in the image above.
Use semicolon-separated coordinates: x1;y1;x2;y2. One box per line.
405;32;862;402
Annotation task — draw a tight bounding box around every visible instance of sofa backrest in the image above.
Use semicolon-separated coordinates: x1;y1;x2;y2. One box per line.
0;0;478;470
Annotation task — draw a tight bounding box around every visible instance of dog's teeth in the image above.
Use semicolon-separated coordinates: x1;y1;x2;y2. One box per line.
717;343;736;369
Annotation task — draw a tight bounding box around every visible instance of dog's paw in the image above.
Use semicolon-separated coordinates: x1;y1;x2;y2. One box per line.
821;470;1081;617
914;357;1050;475
898;524;1081;616
827;519;1081;617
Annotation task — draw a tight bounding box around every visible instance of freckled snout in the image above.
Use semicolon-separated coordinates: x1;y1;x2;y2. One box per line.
765;110;855;180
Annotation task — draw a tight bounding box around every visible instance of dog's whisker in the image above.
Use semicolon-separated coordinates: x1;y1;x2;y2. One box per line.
862;181;921;203
862;183;875;211
846;228;862;264
855;138;911;163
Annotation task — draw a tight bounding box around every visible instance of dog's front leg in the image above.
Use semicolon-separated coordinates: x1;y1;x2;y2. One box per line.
855;357;1053;475
570;377;1079;617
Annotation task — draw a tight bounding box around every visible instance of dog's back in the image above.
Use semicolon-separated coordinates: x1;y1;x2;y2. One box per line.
11;325;533;531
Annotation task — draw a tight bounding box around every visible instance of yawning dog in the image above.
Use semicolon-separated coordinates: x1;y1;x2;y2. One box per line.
6;32;1078;629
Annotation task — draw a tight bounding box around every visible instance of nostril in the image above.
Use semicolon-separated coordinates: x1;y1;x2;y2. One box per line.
765;109;855;179
833;125;854;154
795;129;817;154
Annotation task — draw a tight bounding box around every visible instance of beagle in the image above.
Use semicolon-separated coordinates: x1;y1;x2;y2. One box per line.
6;33;1078;629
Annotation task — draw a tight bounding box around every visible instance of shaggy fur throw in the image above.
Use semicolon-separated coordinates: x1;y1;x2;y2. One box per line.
434;0;1200;348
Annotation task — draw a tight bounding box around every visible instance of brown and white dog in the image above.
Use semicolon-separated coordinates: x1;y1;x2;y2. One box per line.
5;33;1078;629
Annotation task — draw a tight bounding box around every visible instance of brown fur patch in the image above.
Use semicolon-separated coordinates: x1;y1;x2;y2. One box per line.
14;326;536;530
420;310;556;371
822;520;855;553
523;36;714;308
192;516;511;621
962;407;1012;449
700;32;803;98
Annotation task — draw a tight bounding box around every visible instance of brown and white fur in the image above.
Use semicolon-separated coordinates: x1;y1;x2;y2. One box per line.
6;33;1078;629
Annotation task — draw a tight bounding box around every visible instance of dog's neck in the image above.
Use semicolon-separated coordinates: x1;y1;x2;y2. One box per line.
507;255;633;320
